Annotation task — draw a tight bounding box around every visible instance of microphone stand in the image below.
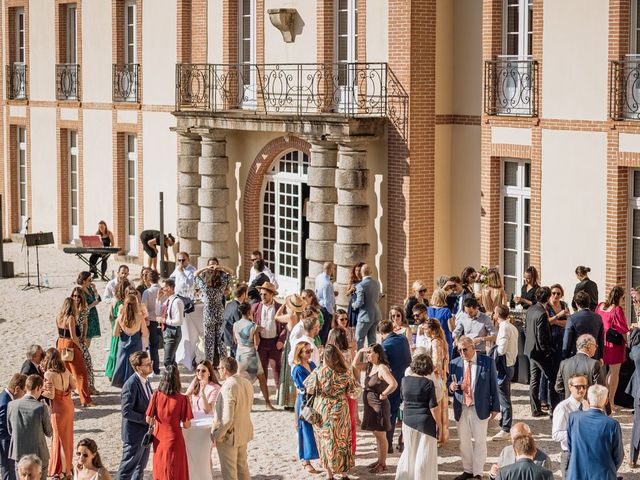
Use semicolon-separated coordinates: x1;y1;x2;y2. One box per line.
21;218;31;289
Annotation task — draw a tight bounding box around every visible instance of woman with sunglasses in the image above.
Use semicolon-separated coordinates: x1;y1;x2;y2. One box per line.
71;286;96;394
540;283;569;410
404;280;429;325
73;438;111;480
390;306;412;347
331;309;357;354
292;341;320;474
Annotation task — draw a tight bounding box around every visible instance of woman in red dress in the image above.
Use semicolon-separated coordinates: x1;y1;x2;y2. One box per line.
596;286;631;409
145;365;193;479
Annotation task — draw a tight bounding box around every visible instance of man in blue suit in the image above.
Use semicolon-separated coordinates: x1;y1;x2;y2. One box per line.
379;320;412;453
566;384;623;480
117;351;154;480
0;374;26;480
449;336;500;480
562;291;604;359
352;263;382;349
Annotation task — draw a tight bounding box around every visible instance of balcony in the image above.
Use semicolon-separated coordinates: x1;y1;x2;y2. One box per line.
113;63;139;103
6;63;27;100
484;57;538;117
610;56;640;120
174;63;407;132
56;64;79;101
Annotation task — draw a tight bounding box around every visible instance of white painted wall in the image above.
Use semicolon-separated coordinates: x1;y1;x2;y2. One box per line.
29;107;57;234
541;130;607;300
29;0;55;101
543;0;608;120
366;0;388;63
263;0;316;64
142;112;177;235
82;0;112;103
207;0;223;64
142;0;176;106
492;127;532;146
82;110;113;233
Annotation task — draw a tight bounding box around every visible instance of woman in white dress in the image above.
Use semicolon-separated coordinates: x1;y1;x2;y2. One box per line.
73;438;112;480
183;360;221;480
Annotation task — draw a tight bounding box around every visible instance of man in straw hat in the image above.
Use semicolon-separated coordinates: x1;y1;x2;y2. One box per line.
251;282;287;387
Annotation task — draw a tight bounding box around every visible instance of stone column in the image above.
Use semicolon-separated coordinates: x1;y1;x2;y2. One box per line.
176;133;202;264
197;132;230;268
305;140;338;289
334;141;371;308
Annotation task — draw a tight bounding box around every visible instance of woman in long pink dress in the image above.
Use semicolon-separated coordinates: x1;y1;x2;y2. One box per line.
146;365;193;480
596;286;630;409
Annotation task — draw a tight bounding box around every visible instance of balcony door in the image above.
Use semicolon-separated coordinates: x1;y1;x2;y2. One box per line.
67;4;77;64
624;0;640;118
239;0;256;108
14;8;26;99
123;0;137;102
17;127;28;233
69;131;79;240
335;0;358;112
125;134;137;255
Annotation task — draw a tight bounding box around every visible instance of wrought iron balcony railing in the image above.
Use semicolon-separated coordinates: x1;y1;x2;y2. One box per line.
56;63;79;100
6;63;27;100
484;57;538;117
175;63;407;133
113;63;140;102
609;56;640;120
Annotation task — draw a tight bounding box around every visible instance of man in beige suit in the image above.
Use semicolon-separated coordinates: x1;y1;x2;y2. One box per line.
212;357;254;480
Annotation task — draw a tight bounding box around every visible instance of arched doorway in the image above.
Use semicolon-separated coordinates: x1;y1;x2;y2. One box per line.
261;150;310;296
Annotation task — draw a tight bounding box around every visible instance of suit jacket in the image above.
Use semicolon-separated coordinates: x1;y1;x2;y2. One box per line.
571;279;599;311
625;345;640;399
7;395;52;463
223;299;241;347
567;409;623;480
0;390;12;442
20;360;42;377
524;303;553;360
448;353;500;421
555;352;605;398
211;374;254;447
562;309;604;359
496;458;553;480
352;276;382;324
381;333;412;390
251;301;287;344
121;374;152;445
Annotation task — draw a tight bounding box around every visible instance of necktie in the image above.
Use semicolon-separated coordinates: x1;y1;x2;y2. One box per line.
145;380;153;400
161;299;169;332
578;403;583;411
462;360;473;407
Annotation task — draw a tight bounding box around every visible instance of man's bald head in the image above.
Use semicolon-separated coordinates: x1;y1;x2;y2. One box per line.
361;264;371;277
510;422;531;442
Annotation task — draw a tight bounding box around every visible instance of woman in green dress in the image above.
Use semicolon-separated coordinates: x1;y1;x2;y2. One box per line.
105;279;131;380
303;344;358;480
276;294;304;409
77;272;102;346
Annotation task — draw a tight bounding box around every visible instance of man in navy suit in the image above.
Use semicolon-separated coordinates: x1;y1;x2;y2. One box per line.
0;374;26;480
449;336;500;480
566;384;623;480
352;264;382;349
562;291;604;359
379;320;412;453
117;351;154;480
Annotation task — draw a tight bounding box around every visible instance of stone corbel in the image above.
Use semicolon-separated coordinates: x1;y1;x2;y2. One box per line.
268;8;297;43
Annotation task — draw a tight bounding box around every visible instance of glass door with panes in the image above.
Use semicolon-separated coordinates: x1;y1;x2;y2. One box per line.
336;0;358;112
67;5;77;63
502;159;531;297
69;131;79;240
15;8;25;99
625;0;640;118
124;1;137;101
17;127;27;233
629;171;640;314
261;151;309;296
239;0;256;108
126;135;137;255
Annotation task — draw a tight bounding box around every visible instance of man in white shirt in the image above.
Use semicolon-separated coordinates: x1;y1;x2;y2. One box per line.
247;251;277;287
288;308;321;366
493;305;519;440
315;262;335;345
141;270;162;375
103;264;130;302
169;251;197;298
157;278;184;369
552;373;589;478
251;283;286;386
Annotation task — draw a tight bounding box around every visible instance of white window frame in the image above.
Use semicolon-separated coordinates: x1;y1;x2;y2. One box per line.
69;130;79;239
66;4;77;64
125;134;137;255
502;0;532;59
239;0;256;108
15;8;25;64
17;127;27;233
125;1;136;64
632;0;640;54
628;170;640;315
335;0;358;110
501;159;531;296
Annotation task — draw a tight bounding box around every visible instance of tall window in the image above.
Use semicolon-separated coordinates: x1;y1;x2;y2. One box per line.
69;131;79;239
503;0;532;57
66;4;77;63
502;159;531;296
126;134;137;254
16;8;25;64
125;1;136;64
17;127;27;231
632;0;640;54
239;0;256;107
629;171;640;291
336;0;358;88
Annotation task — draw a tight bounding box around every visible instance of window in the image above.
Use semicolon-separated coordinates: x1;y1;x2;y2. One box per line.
503;0;532;58
502;159;531;296
632;0;640;54
125;1;136;64
66;4;77;63
336;0;358;85
69;131;79;239
261;151;309;295
239;0;256;107
16;8;25;64
629;171;640;291
17;127;27;232
126;134;137;254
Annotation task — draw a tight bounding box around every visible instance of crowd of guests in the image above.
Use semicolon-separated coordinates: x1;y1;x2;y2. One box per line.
3;250;640;479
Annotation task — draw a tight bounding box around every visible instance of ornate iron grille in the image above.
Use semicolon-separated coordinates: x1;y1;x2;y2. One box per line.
56;64;79;100
6;63;27;100
113;64;140;103
484;58;538;117
610;57;640;120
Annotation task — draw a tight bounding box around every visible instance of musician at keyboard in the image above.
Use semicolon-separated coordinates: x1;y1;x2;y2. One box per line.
88;221;115;279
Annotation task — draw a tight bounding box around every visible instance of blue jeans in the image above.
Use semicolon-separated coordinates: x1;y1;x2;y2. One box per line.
148;321;161;374
163;326;182;368
498;366;515;432
355;320;379;350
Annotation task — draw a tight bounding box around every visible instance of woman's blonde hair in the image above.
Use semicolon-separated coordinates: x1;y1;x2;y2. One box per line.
430;288;447;308
292;341;312;366
486;269;503;289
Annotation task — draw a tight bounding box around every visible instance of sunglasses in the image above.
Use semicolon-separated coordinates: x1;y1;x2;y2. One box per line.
195;368;208;373
459;347;470;352
71;294;81;298
551;291;562;296
251;257;258;261
76;452;89;458
418;289;427;294
177;258;187;262
570;384;587;390
391;314;402;318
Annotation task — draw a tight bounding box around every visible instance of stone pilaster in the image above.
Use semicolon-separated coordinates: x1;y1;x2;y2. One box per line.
176;133;202;264
334;141;370;308
305;140;338;289
197;132;230;268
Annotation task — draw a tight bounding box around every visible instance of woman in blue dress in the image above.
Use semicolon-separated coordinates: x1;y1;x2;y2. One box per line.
427;289;454;358
111;293;149;388
291;340;320;475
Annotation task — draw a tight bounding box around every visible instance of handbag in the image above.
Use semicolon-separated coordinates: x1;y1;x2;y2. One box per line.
141;393;157;448
606;327;624;345
299;376;323;426
60;347;74;362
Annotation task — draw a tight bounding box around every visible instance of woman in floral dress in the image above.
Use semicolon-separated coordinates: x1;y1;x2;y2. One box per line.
194;264;233;366
71;286;96;393
303;344;357;479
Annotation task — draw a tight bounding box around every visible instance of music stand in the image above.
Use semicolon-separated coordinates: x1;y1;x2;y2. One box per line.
22;232;54;292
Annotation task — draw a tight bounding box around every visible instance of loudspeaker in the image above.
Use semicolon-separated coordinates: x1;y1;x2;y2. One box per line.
0;261;13;278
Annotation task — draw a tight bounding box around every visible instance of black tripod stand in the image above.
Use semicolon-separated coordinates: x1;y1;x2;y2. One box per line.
22;232;54;292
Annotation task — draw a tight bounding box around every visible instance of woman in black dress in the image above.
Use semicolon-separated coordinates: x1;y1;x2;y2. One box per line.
514;265;539;310
88;221;114;279
352;343;397;474
571;265;599;311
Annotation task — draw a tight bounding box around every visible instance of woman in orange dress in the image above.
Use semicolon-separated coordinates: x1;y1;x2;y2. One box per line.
145;365;193;480
42;347;75;479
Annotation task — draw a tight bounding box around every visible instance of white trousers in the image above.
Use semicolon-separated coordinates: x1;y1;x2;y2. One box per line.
458;404;488;476
395;423;438;480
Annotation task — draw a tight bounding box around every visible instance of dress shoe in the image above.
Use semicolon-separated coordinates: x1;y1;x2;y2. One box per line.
454;473;474;480
492;429;509;440
531;410;548;417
